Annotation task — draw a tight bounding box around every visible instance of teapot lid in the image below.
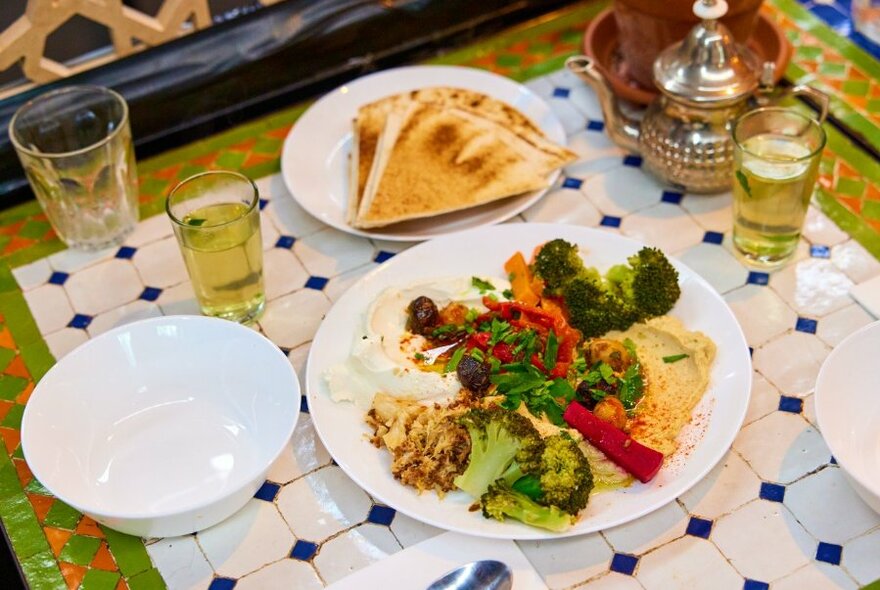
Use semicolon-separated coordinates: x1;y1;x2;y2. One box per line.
654;0;760;104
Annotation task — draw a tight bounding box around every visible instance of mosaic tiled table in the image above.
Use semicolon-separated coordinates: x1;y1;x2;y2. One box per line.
2;1;880;589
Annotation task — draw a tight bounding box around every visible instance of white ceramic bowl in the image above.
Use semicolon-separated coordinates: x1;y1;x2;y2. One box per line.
21;315;300;537
815;320;880;514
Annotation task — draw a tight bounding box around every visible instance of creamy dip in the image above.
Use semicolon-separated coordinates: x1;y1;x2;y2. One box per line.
326;276;510;408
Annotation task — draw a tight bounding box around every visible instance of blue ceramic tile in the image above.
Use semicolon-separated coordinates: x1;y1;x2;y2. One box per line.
747;271;769;286
305;276;329;290
795;317;818;334
830;456;838;465
367;504;397;526
375;250;396;263
743;580;769;590
300;395;310;414
275;235;296;249
254;481;280;502
759;482;786;503
748;347;754;357
48;271;69;285
67;314;93;329
208;578;236;590
703;231;724;245
623;155;643;167
139;287;162;302
778;396;804;414
810;245;831;259
816;542;843;565
600;215;621;228
291;540;318;561
562;177;583;190
810;3;851;33
259;198;269;211
115;246;137;259
686;516;713;539
586;119;605;132
610;553;638;575
661;191;683;204
552;87;570;98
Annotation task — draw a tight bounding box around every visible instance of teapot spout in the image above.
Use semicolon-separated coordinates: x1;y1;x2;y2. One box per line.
565;56;641;154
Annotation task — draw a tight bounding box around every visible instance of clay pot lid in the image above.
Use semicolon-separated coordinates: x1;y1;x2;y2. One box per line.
654;0;760;104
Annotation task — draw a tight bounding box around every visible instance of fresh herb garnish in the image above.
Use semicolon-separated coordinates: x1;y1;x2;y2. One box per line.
623;338;639;361
472;277;496;294
735;170;752;198
432;324;459;339
465;308;480;323
470;348;485;362
187;218;207;226
413;352;425;361
662;353;690;364
488;318;514;346
492;362;575;426
618;362;644;410
445;347;466;373
583;361;616;386
502;288;514;300
544;330;558;370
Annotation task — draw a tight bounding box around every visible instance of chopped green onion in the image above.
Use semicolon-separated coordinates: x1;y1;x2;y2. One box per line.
471;277;496;293
662;353;690;364
445;347;466;373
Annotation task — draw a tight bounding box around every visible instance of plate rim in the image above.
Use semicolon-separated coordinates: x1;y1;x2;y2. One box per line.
280;64;568;242
305;223;753;539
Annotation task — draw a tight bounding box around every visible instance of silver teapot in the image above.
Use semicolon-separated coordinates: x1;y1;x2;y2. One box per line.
566;0;828;194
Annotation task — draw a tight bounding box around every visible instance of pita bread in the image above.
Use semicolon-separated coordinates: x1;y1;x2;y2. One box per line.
353;102;567;228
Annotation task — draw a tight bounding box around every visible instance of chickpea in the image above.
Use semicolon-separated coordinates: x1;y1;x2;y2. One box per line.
593;397;627;430
587;339;632;373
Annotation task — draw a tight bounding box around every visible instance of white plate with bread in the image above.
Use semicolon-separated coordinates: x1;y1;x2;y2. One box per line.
280;65;575;241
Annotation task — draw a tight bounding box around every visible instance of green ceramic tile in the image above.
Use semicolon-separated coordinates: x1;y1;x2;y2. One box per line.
0;263;19;294
17;221;51;240
81;568;122;590
842;80;870;96
100;526;152;578
795;45;823;60
42;500;81;530
496;54;523;67
12;445;23;460
59;535;101;566
242;160;281;182
7;239;65;270
836;177;867;197
138;178;170;199
862;579;880;590
0;452;52;561
215;151;246;169
0;347;16;372
0;291;42;346
863;200;880;221
126;568;166;590
0;375;27;401
816;189;880;260
19;340;55;381
18;550;67;590
818;62;847;77
868;99;880;113
0;450;21;501
561;29;582;44
1;403;24;429
25;477;51;496
252;138;280;154
177;164;205;180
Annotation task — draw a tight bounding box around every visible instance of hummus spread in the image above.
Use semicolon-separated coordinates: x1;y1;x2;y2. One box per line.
607;316;716;456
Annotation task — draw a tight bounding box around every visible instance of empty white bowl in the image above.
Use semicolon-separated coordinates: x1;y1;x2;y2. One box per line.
815;320;880;514
21;315;300;537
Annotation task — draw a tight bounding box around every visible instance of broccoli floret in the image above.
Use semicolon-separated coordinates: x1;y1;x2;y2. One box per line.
481;481;573;532
538;433;593;514
454;408;544;498
533;239;597;295
606;247;681;318
563;277;639;339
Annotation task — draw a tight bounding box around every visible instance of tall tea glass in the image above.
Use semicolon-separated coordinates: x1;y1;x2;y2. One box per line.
9;86;139;250
731;107;825;267
167;171;265;324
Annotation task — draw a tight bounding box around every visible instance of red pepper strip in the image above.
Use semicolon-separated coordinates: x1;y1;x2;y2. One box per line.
482;297;514;319
563;402;664;484
492;342;514;364
530;353;546;372
550;363;569;379
467;332;491;350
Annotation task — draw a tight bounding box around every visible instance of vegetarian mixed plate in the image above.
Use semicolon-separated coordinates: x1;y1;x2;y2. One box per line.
323;237;718;533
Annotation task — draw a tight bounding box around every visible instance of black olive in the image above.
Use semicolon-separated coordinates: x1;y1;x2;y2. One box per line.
407;296;439;335
457;355;491;394
576;380;599;410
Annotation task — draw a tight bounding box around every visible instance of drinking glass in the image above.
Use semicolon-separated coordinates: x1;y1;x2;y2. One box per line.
167;171;265;324
9;86;139;250
731;107;826;266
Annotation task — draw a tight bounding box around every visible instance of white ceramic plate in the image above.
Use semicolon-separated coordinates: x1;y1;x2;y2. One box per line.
306;224;752;539
280;65;568;241
21;316;300;537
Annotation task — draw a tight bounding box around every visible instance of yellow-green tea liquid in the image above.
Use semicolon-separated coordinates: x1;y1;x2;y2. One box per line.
180;202;265;323
732;133;820;265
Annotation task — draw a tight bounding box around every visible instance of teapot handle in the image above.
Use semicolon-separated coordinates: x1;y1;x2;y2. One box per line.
758;62;829;123
788;85;829;124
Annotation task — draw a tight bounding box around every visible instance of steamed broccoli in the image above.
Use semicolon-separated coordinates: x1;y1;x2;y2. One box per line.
481;481;573;532
606;247;681;318
453;408;544;499
538;433;594;514
532;240;681;338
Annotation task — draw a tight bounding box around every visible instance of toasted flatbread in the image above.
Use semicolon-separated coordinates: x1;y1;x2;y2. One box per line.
353;102;567;228
348;87;576;224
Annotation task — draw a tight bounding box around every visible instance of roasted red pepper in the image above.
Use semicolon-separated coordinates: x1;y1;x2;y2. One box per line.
466;331;491;350
492;342;514;363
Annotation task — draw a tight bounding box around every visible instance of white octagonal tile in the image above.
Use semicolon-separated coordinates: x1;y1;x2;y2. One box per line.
267;413;332;485
831;239;880;284
565;130;626;178
293;227;374;278
325;264;375;304
636;536;742;590
620;203;705;254
603;501;688;555
521;188;602;226
263;248;309;301
146;535;214;590
259;175;325;238
802;207;849;247
724;285;796;348
843;528;880;585
680;192;733;233
64;258;143;316
388;512;444;549
769;258;854;317
743;371;781;426
517;532;612;590
581;166;667;217
574;572;644;590
773;562;857;590
259;288;331;349
313;523;401;585
43;328;88;360
816;303;874;348
733;411;829;484
235;558;323;590
11;258;51;291
753;332;829;396
132;237;188;289
22;284;73;335
87;300;162;337
680;450;761;520
156;281;200;316
677;242;748;294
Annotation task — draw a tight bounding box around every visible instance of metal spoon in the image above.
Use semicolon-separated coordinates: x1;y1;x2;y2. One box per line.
425;560;512;590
